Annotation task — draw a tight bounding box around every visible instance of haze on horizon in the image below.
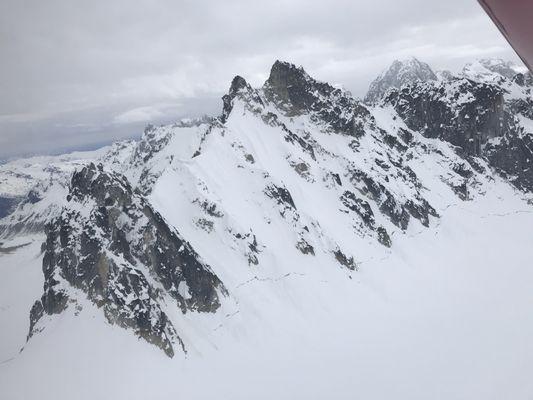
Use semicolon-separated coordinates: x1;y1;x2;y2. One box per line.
0;0;523;160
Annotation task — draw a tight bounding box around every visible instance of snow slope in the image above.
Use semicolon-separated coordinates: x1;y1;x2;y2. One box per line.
1;188;532;400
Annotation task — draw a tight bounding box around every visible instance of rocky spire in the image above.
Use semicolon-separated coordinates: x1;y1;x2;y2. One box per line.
221;75;263;122
263;60;335;115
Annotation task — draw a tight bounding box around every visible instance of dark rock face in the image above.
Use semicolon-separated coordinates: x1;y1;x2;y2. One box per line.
376;227;392;248
24;189;42;205
263;61;370;137
29;163;225;357
333;249;357;271
508;97;533;119
348;169;437;230
296;239;315;255
485;133;533;192
264;184;297;214
341;191;375;227
384;78;509;156
382;74;533;192
340;190;393;247
264;61;334;115
512;72;533;87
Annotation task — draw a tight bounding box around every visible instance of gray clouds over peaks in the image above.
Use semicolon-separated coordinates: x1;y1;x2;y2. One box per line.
0;0;522;159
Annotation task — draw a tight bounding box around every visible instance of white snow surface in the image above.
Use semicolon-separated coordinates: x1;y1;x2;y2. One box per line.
462;59;531;102
1;189;533;399
0;148;108;198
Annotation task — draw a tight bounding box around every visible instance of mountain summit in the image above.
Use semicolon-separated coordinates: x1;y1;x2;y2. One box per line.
263;60;330;113
365;57;437;103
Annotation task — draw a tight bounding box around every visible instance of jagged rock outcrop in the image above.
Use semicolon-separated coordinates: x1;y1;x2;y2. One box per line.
512;72;533;88
264;61;338;115
263;60;370;137
383;78;510;155
29;163;225;357
224;61;442;235
380;60;533;192
485;134;533;192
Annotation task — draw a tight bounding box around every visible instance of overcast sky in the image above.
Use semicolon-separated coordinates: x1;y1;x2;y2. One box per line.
0;0;522;160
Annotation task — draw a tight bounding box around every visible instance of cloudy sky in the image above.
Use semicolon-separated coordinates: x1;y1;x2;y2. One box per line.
0;0;522;160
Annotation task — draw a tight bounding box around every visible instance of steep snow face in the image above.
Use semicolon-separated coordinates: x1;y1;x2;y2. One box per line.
1;59;533;398
124;122;208;195
365;57;437;104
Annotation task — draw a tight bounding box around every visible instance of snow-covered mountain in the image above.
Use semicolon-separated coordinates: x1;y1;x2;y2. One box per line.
0;149;109;223
1;58;533;399
365;57;438;103
463;58;526;81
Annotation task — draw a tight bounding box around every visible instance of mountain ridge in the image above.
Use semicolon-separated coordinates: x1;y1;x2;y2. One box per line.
1;57;532;359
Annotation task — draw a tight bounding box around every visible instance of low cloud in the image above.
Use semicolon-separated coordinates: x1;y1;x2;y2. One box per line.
113;105;173;125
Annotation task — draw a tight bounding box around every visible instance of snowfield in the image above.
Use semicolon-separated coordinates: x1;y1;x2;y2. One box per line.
1;187;533;399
